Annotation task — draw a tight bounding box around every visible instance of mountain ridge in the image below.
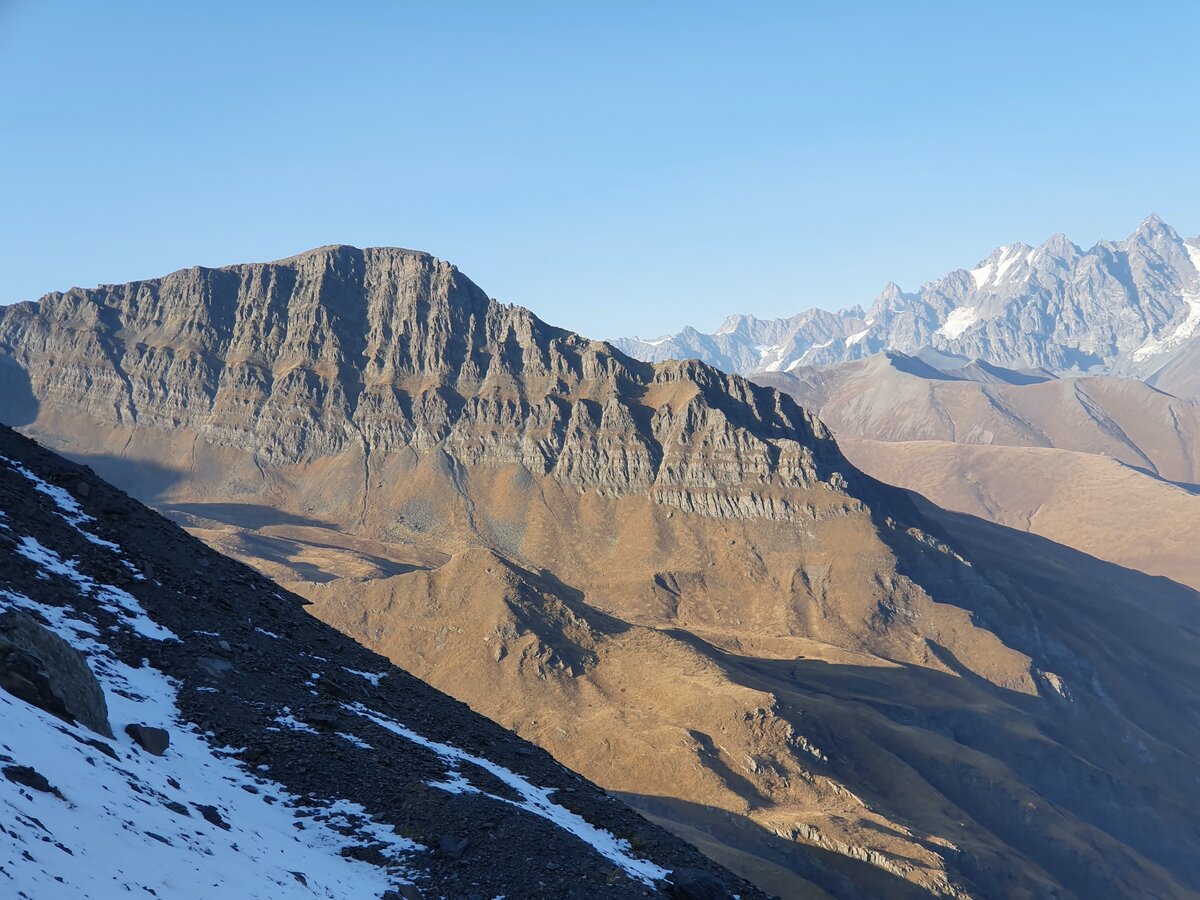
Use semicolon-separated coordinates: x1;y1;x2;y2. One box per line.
0;243;864;523
614;215;1200;391
2;245;1199;897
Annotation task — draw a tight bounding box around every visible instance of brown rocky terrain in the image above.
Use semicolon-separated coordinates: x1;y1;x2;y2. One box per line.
757;353;1200;590
2;246;1199;897
0;423;758;898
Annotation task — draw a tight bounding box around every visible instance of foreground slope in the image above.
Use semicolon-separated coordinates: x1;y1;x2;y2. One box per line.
2;246;1200;897
0;424;757;899
757;352;1200;589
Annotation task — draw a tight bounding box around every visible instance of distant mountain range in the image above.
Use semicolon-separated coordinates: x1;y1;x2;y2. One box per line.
614;215;1200;395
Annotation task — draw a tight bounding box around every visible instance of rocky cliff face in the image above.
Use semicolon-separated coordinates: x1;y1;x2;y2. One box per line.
3;247;1199;899
615;215;1200;386
0;245;851;519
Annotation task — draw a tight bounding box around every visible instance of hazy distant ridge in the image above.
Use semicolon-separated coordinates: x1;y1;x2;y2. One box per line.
614;215;1200;392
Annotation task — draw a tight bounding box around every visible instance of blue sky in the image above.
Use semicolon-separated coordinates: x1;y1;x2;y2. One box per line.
1;1;1197;339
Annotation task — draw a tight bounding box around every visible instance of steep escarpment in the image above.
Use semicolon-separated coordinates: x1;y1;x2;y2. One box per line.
3;246;1200;898
0;245;839;506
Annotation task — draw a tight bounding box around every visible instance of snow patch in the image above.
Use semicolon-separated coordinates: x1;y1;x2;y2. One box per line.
969;262;995;289
343;667;387;686
0;587;422;898
14;535;175;641
969;246;1025;291
272;712;319;735
938;307;980;340
754;343;788;371
1187;241;1200;277
1132;244;1200;361
345;703;671;885
337;732;375;751
0;456;121;551
994;246;1022;282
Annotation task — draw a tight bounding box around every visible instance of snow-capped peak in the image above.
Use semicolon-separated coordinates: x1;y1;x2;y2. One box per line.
613;215;1200;379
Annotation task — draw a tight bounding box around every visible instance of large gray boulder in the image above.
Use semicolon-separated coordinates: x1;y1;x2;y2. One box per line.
0;609;112;737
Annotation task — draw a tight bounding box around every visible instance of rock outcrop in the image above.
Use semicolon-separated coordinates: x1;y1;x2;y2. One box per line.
0;609;112;737
0;246;843;517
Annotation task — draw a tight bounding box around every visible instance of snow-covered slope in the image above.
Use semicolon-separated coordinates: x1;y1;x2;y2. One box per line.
0;425;760;899
613;215;1200;387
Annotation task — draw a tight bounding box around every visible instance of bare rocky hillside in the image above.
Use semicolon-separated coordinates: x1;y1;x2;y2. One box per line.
0;424;756;899
757;352;1200;590
2;246;1199;898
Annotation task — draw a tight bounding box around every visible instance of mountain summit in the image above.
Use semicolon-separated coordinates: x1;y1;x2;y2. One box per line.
2;246;1199;897
614;216;1200;387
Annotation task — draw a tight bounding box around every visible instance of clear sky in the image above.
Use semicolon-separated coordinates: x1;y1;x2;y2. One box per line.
1;1;1197;340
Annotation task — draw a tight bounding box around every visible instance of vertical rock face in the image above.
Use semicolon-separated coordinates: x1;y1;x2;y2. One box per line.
2;247;1200;899
0;245;848;513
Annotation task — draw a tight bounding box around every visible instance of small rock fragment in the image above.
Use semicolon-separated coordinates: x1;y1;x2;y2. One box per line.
197;656;234;678
194;803;231;830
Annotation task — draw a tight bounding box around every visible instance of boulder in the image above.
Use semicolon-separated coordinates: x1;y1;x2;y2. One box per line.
0;609;112;737
125;723;170;755
3;764;64;798
437;835;470;860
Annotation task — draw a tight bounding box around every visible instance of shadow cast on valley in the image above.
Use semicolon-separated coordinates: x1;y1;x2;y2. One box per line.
0;355;38;428
164;501;340;531
660;485;1200;896
661;625;1200;897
